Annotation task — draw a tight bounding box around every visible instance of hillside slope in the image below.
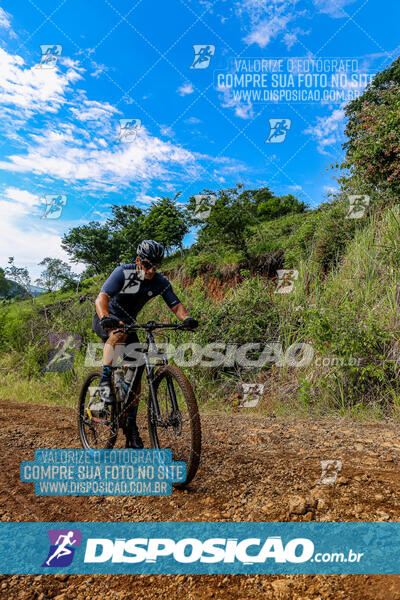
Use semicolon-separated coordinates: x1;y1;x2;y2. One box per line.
0;199;399;418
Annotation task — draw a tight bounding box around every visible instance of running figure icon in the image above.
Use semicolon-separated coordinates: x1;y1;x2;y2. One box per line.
265;118;291;143
45;531;77;566
190;45;215;69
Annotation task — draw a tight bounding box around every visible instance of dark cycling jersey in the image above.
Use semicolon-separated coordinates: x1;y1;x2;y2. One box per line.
99;263;181;322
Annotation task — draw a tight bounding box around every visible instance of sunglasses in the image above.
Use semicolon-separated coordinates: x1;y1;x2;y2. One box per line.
140;259;161;270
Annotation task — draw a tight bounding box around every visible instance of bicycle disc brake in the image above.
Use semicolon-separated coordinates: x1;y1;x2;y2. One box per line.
167;410;182;435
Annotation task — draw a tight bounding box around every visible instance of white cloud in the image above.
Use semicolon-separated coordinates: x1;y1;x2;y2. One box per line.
0;123;203;189
283;27;310;50
0;47;83;131
0;187;73;278
219;1;306;115
237;0;303;48
217;84;254;119
0;226;70;277
312;0;356;18
237;0;352;50
0;46;241;190
185;116;201;124
177;82;194;96
0;7;15;36
283;31;299;50
243;13;294;48
5;187;39;207
304;107;346;154
70;98;119;125
90;61;109;78
160;125;174;137
323;185;338;193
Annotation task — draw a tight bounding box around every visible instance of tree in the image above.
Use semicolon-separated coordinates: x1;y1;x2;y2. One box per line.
61;198;190;269
107;204;144;231
106;204;145;262
187;185;306;253
60;184;305;273
141;195;189;255
35;257;77;292
193;186;258;252
0;268;11;297
345;55;400;117
256;192;306;220
5;257;32;298
184;189;214;227
343;84;400;195
344;57;400;195
107;198;188;259
61;222;122;274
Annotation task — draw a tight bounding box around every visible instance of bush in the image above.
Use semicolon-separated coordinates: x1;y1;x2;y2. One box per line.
303;207;400;408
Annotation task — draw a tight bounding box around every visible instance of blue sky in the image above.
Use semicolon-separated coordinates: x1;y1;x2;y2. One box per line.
0;0;398;278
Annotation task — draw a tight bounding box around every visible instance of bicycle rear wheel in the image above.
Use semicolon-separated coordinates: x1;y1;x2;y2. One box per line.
147;365;201;487
78;371;118;449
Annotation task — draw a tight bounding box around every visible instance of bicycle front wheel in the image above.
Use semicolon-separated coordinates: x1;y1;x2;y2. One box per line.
148;365;201;487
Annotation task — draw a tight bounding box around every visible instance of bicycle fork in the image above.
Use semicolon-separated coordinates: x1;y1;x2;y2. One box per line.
145;354;179;427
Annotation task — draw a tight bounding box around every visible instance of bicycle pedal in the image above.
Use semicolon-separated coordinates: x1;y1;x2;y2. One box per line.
89;401;112;421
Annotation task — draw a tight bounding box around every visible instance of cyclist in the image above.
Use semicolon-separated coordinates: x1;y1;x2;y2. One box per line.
93;240;198;449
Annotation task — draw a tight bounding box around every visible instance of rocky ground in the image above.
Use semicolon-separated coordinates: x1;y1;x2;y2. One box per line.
1;400;400;599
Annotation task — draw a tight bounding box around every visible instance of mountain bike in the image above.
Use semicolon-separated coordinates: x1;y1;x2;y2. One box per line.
77;321;201;486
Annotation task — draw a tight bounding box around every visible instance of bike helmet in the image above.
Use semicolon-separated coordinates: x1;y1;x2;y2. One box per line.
136;240;165;265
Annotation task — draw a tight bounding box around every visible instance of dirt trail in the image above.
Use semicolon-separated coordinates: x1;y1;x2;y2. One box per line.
1;400;400;599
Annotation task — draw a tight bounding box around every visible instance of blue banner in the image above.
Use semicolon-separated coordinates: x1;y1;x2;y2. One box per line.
0;522;399;574
20;450;186;496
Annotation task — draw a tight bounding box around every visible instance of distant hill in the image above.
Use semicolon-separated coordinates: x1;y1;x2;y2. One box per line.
0;279;45;299
29;284;46;297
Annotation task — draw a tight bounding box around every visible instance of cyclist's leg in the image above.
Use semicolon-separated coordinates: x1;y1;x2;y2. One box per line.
93;313;126;368
125;381;141;427
103;330;126;368
92;313;126;404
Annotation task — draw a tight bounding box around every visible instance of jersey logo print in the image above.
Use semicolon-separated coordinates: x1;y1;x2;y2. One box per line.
121;269;141;294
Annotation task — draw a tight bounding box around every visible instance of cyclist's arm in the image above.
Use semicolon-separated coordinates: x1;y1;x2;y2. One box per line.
160;281;191;320
95;266;126;319
171;302;190;321
95;292;111;319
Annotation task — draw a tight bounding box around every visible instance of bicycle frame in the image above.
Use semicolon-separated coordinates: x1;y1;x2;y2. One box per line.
116;327;179;428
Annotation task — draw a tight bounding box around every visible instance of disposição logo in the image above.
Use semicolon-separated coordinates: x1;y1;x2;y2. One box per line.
84;536;314;564
42;529;82;567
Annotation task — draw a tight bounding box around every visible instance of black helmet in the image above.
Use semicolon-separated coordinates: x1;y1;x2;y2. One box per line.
136;240;164;265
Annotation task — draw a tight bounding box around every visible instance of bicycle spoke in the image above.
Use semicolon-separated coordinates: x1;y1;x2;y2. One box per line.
148;366;201;485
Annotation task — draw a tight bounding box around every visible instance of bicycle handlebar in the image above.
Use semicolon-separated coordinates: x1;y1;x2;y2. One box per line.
113;320;195;334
